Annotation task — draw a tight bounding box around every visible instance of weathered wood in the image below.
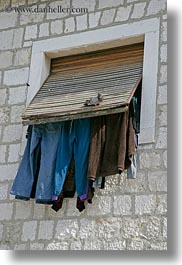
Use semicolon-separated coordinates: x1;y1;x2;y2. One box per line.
23;42;144;125
22;106;129;125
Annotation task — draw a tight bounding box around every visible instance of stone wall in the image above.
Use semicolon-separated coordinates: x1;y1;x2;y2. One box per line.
0;0;167;250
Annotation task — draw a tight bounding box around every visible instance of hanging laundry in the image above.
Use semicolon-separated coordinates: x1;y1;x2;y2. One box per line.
10;122;62;203
88;104;136;181
52;118;91;202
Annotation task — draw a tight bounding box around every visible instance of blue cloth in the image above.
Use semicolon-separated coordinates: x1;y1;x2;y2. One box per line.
53;118;91;201
10;122;62;202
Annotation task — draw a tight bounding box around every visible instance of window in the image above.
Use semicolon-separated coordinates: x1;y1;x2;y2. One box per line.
25;18;160;144
22;43;143;125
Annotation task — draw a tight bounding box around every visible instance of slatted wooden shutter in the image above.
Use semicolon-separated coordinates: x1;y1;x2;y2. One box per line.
22;42;144;125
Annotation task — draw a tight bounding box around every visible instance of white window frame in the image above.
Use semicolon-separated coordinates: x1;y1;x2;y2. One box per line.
27;18;160;144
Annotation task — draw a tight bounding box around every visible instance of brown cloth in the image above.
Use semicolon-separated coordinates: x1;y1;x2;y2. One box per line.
88;105;135;181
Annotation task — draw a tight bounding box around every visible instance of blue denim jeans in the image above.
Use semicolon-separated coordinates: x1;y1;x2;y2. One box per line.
53;118;91;201
10;122;62;202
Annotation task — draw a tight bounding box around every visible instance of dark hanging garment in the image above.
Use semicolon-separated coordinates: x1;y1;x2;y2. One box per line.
88;116;106;181
88;106;136;180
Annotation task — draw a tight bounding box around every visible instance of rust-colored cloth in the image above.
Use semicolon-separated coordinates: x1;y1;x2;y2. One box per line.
87;116;106;181
88;105;135;180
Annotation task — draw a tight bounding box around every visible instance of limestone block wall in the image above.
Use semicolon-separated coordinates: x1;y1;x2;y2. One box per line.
0;0;167;250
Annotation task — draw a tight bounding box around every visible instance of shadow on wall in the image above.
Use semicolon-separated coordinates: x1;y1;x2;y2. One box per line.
9;12;177;261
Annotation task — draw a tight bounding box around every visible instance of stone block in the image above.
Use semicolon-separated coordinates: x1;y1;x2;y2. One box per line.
21;221;37;241
100;9;116;26
0;203;13;220
103;239;126;250
127;239;144;250
86;196;111;216
70;241;82;250
94;218;121;240
8;86;27;105
33;204;46;219
39;22;49;37
0;183;8;200
121;217;141;239
72;0;96;12
115;6;132;22
20;4;45;25
131;2;146;19
64;17;75;33
156;193;167;214
50;20;63;35
38;221;54;240
0;0;11;9
139;151;161;169
157;85;167;105
15;201;32;219
14;48;31;66
46;1;70;20
14;244;27;250
47;241;69;250
156;127;167;149
0;163;19;181
0;11;18;30
118;171;148;193
0;29;14;50
160;64;167;84
160;44;167;63
0;145;7;163
23;41;33;47
55;219;79;241
76;14;88;31
89;12;101;28
161;21;167;42
8;140;18;163
98;175;119;195
150;241;167;250
159;105;167;126
0;71;2;84
0;106;10;124
3;68;29;86
24;25;38;40
6;222;23;242
135;195;156;215
2;124;23;143
99;0;123;9
11;0;26;6
10;105;25;123
148;171;167;192
83;239;102;250
12;28;24;49
140;216;161;240
0;89;7;106
30;243;45;250
147;0;167;16
79;218;95;239
0;51;13;68
162;217;167;238
127;0;139;2
0;224;3;241
113;195;132;215
163;150;167;168
28;0;39;4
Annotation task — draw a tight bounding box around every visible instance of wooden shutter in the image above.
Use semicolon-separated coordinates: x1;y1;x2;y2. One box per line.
22;42;144;125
